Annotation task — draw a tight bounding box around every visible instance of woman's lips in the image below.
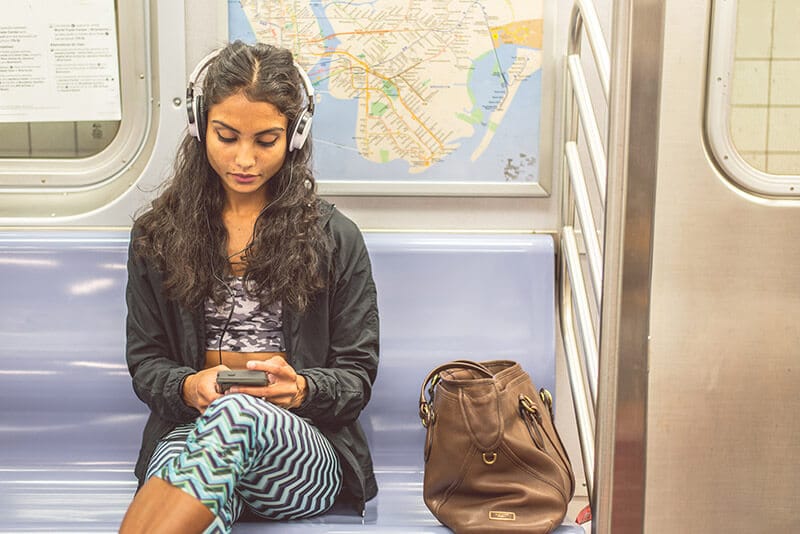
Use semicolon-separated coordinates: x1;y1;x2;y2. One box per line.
231;173;258;184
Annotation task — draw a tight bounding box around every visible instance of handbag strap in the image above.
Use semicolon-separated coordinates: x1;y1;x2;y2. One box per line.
418;360;493;427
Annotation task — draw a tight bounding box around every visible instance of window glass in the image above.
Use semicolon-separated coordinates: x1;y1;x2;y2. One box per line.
707;0;800;197
0;121;120;158
0;0;152;207
0;0;122;159
731;0;800;175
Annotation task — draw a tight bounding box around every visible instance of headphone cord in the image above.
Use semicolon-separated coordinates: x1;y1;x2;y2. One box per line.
209;155;298;367
222;153;297;261
206;208;237;368
215;273;237;367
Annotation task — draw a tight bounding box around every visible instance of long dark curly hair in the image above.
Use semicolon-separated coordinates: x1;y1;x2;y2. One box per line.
133;41;330;313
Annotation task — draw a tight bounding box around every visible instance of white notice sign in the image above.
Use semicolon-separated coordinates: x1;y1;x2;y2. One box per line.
0;0;122;122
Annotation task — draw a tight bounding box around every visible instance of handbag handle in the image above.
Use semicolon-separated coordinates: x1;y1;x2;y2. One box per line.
418;360;494;427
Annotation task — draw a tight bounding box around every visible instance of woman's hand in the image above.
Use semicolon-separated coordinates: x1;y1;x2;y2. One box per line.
229;356;308;409
181;365;228;413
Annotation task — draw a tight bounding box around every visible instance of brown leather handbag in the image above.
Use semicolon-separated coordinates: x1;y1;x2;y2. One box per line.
418;360;575;534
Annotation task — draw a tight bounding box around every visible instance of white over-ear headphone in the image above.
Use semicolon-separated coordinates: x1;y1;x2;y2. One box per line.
185;47;315;152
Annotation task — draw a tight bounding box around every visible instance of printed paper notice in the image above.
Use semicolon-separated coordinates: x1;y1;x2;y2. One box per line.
0;0;121;123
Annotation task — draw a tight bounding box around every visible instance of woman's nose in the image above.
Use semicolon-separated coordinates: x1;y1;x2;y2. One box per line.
235;143;256;169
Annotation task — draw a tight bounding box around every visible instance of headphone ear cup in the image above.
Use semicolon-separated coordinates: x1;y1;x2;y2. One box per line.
186;88;198;140
288;111;312;152
185;48;223;142
186;90;205;141
195;94;206;142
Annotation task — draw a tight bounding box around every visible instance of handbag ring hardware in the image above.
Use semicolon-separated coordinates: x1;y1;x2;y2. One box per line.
419;403;435;428
519;394;543;424
426;374;441;403
482;452;497;465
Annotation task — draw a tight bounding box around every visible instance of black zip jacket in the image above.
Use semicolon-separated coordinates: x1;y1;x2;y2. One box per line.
125;201;379;514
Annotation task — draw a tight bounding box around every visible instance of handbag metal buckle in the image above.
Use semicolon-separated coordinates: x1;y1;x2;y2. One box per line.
420;373;442;428
419;403;436;428
519;394;545;449
519;394;542;423
427;374;441;404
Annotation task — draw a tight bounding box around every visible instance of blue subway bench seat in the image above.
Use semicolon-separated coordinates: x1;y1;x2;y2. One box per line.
0;229;582;533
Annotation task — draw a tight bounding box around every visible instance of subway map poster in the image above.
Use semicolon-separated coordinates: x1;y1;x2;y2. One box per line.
228;0;544;187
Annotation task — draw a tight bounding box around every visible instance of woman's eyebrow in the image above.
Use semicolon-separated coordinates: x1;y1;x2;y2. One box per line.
211;120;285;136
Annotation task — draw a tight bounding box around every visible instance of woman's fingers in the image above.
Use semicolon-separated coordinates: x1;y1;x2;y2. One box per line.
228;358;301;407
246;356;291;379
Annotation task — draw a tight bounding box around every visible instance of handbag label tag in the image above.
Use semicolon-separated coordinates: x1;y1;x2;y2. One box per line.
489;511;516;521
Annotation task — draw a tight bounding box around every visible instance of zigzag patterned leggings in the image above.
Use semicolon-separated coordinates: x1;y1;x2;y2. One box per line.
145;394;342;534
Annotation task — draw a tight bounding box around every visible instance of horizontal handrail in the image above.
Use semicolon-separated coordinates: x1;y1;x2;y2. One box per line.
565;142;603;305
559;0;611;505
562;227;599;403
559;233;597;498
567;56;607;204
570;0;611;101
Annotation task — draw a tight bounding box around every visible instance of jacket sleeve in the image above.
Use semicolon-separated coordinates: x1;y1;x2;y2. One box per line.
125;229;200;424
293;217;379;427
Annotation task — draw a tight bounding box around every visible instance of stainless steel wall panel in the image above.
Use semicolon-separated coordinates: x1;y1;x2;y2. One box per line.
644;0;800;531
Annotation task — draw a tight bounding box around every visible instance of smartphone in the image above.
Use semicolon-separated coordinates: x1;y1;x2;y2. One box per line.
216;370;268;393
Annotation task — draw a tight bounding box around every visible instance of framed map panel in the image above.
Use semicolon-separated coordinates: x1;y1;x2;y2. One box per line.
226;0;547;196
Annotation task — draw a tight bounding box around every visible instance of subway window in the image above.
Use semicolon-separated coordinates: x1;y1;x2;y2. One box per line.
0;0;150;191
707;0;800;197
0;121;120;159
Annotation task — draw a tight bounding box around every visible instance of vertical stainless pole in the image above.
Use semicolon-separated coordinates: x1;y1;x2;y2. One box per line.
592;0;666;532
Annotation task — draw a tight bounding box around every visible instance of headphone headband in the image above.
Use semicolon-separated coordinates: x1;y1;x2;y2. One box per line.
293;60;315;115
185;47;315;152
188;49;223;88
